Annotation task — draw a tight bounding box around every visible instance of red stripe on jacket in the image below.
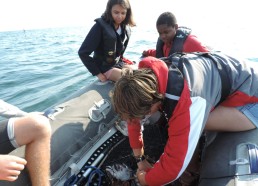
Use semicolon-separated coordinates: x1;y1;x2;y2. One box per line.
145;80;192;185
221;91;258;107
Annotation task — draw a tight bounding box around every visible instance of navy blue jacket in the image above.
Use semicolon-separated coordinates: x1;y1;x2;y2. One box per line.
78;18;130;76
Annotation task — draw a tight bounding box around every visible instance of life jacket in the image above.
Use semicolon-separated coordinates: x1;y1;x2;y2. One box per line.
156;27;192;58
162;52;231;118
162;53;185;119
94;18;131;66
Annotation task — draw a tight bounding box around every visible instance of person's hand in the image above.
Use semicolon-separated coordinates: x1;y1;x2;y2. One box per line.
136;169;148;186
137;159;153;171
0;155;27;181
97;73;107;82
142;50;148;57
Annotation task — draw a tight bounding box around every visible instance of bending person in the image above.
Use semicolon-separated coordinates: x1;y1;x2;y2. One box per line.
111;52;258;185
78;0;136;82
0;100;51;186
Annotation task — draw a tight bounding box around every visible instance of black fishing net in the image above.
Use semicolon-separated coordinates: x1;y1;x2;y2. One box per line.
99;119;168;186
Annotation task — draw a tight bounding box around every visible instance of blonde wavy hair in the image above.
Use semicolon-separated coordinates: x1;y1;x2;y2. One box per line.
111;68;163;120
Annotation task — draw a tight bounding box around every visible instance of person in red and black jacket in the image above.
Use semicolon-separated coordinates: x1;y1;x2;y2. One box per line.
142;12;210;58
111;52;258;186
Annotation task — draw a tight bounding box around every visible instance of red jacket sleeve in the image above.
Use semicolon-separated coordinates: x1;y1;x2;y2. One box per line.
183;35;209;53
144;49;156;57
127;119;144;149
128;57;168;150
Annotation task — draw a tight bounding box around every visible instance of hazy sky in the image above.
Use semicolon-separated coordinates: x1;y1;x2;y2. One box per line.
1;0;257;32
0;0;102;31
1;0;257;58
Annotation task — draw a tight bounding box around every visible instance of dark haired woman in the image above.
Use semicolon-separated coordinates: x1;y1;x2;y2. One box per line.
78;0;136;82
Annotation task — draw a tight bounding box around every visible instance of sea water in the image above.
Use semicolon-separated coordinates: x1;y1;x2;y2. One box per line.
0;26;158;113
0;25;257;115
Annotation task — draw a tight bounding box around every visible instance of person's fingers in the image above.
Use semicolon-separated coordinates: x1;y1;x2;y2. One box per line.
4;160;24;182
8;169;21;176
6;175;19;182
6;157;26;171
12;161;26;171
12;156;27;166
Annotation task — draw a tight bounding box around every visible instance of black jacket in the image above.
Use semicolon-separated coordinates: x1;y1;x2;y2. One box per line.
78;17;131;75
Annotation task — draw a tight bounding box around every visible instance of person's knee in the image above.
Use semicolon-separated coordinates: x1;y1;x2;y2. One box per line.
29;114;51;138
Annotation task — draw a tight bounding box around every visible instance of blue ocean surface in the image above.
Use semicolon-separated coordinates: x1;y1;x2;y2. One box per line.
0;26;257;115
0;26;156;114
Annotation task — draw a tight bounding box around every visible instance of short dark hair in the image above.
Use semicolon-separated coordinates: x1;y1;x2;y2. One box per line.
156;12;177;27
102;0;136;27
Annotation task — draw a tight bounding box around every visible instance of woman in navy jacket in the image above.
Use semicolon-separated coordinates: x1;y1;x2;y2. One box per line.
78;0;136;82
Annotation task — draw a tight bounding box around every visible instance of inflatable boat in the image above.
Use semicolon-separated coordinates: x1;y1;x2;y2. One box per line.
2;79;258;186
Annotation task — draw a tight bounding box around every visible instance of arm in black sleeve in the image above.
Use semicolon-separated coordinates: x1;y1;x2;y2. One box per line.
78;23;102;76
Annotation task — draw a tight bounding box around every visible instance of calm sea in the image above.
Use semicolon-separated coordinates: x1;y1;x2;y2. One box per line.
0;25;257;114
0;26;157;113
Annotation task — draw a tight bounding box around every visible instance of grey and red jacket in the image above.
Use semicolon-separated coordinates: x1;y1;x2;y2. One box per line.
127;52;258;185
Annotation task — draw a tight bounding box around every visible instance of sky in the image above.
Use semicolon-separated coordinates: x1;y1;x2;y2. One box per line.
1;0;257;32
0;0;258;58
